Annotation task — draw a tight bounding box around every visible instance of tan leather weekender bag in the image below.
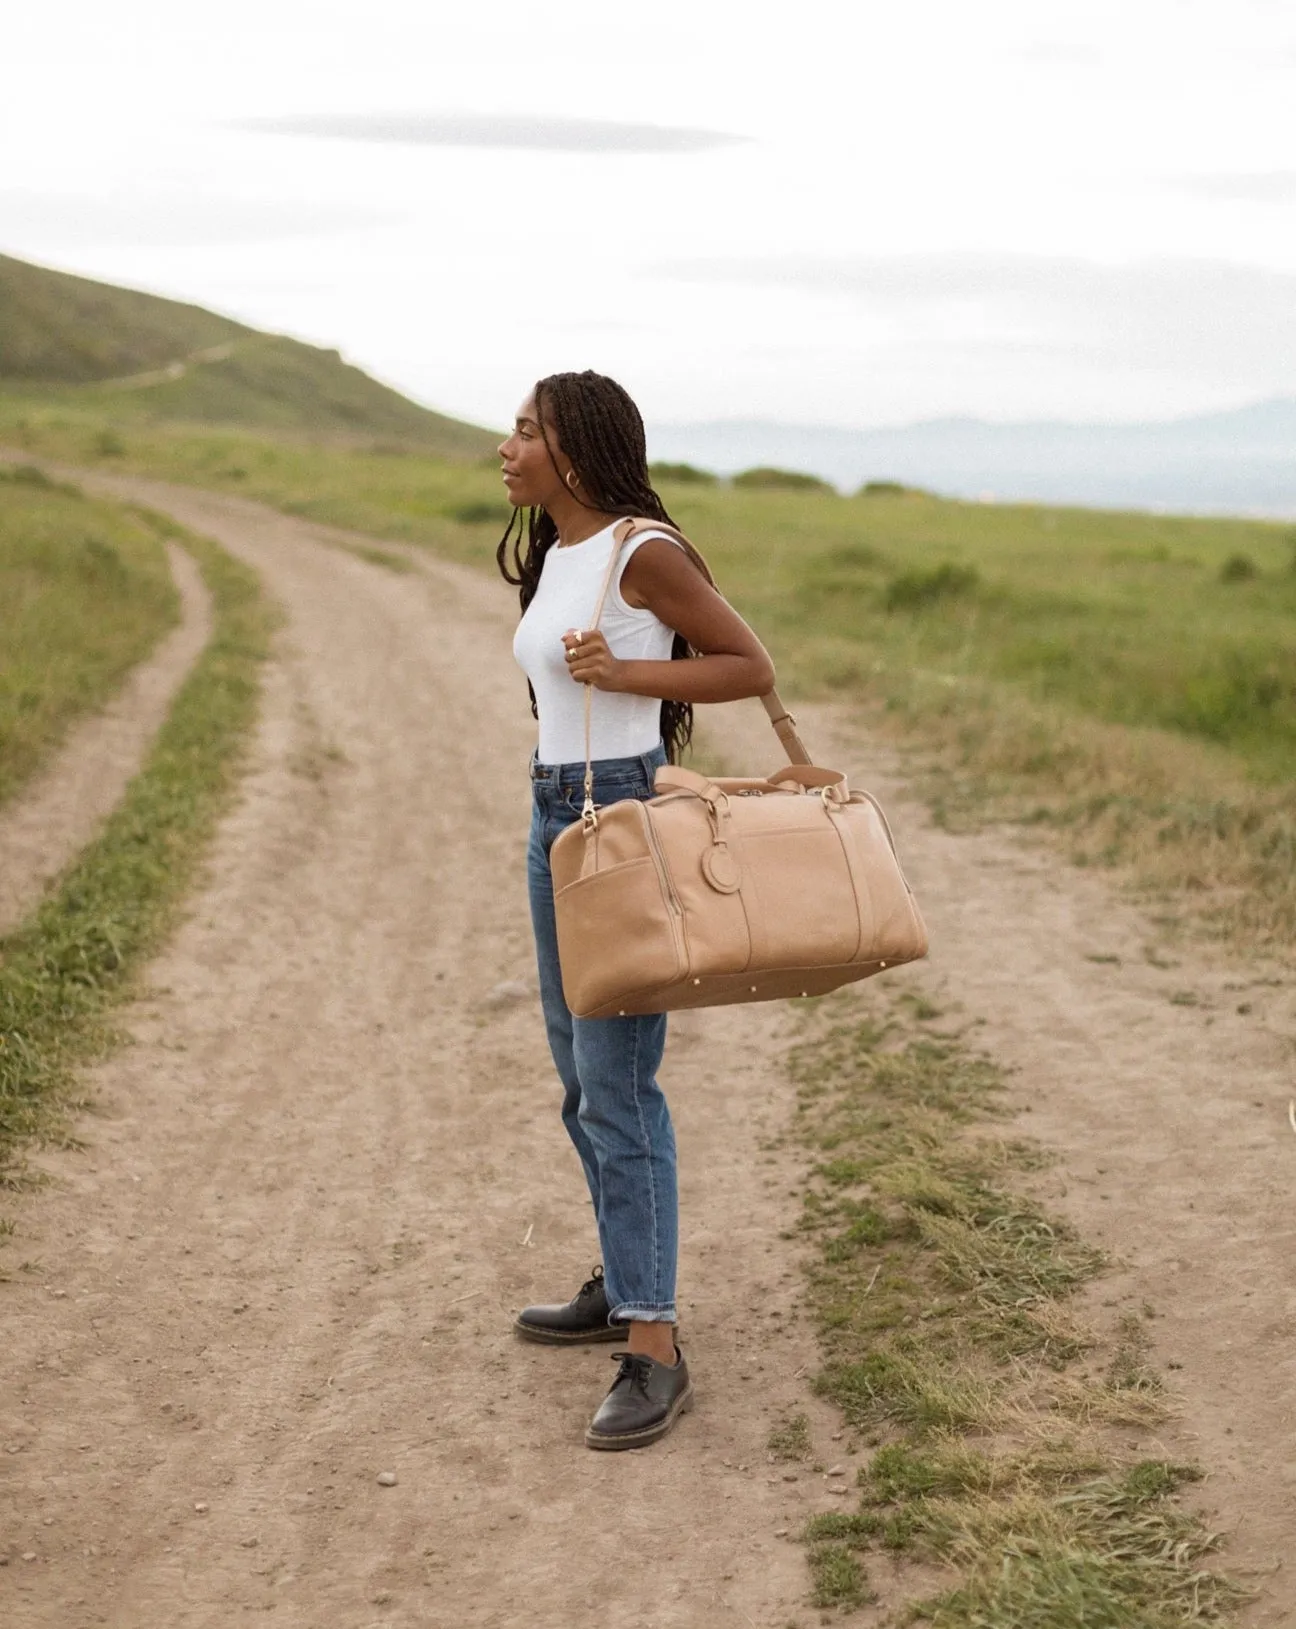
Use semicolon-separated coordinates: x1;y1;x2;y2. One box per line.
550;519;928;1019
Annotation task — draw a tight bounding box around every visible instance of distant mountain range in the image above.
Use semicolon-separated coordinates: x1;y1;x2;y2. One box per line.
648;401;1296;515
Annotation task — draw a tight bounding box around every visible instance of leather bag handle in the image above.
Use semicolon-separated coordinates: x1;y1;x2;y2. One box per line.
655;763;847;798
577;517;813;818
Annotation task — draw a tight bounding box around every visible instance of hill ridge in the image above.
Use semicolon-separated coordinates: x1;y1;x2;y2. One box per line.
0;253;496;455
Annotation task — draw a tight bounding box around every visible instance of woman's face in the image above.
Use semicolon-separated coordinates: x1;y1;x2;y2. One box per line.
498;392;568;509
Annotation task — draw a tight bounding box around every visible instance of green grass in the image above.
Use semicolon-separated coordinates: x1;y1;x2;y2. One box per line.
3;411;1294;947
0;409;505;545
0;500;272;1174
808;1451;1237;1627
786;989;1245;1626
807;1540;873;1611
768;1411;813;1462
0;464;179;808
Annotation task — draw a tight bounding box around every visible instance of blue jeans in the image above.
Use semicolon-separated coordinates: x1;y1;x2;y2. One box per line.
526;743;677;1325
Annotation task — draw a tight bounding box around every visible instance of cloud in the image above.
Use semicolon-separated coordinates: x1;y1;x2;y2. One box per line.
237;112;747;155
1173;172;1296;203
655;253;1296;392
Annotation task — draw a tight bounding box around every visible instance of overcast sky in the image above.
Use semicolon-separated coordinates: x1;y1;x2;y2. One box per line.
3;0;1295;431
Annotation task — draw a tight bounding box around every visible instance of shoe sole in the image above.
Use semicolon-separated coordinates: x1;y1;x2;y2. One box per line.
512;1317;627;1347
584;1382;695;1451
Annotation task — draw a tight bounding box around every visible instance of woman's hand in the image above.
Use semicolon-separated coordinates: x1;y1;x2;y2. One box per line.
562;629;624;691
558;541;777;706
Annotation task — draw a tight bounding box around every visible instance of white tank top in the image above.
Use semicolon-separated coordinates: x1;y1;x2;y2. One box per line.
512;522;682;765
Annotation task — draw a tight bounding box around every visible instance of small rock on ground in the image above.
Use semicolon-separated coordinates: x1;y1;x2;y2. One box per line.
485;980;532;1006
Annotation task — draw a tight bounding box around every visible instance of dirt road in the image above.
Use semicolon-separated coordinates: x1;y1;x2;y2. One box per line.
2;480;1292;1626
0;539;210;937
1;483;835;1629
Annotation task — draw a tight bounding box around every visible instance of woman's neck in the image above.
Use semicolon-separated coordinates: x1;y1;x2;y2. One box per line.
545;489;619;548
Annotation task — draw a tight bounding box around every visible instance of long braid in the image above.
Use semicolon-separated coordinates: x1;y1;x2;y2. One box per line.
496;370;700;763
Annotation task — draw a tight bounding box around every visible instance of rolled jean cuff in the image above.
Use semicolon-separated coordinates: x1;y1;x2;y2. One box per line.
610;1302;678;1325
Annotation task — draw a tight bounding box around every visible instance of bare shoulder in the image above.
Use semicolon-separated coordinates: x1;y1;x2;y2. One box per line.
620;535;713;611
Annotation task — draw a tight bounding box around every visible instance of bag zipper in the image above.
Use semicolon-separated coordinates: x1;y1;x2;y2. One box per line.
640;804;683;917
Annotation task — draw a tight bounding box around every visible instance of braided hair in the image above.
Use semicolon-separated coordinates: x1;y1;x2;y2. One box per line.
497;369;698;763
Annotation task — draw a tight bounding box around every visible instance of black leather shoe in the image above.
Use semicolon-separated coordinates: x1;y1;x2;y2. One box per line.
513;1266;625;1345
584;1348;694;1451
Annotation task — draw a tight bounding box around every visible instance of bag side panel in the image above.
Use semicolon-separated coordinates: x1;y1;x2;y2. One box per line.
729;797;861;970
836;798;929;964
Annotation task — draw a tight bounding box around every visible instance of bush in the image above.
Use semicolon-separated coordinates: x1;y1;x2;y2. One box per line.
858;480;932;499
732;465;835;494
444;500;501;525
1170;652;1291;740
93;429;126;457
1219;552;1258;583
884;561;980;610
2;464;57;489
648;461;717;485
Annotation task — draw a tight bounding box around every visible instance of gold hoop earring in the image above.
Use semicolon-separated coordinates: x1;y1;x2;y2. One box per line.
565;469;580;491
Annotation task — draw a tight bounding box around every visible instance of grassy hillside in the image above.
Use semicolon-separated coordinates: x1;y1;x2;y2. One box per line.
2;406;1293;948
0;252;243;382
0;254;498;455
0;464;179;808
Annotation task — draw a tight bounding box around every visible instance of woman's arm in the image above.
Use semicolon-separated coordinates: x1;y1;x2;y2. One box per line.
562;539;775;703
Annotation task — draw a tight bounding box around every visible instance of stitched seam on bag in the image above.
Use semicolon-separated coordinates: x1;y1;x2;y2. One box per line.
733;848;760;973
639;801;688;983
825;804;871;963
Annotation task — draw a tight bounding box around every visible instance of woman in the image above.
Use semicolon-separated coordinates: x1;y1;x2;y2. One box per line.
497;370;775;1450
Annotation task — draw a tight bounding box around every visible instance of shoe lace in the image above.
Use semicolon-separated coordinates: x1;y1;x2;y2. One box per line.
609;1352;654;1396
577;1265;605;1299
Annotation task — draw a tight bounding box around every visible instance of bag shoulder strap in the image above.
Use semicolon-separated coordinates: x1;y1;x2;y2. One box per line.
589;517;812;766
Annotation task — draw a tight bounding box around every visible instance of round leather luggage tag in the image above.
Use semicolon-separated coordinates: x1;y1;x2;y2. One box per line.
702;843;741;893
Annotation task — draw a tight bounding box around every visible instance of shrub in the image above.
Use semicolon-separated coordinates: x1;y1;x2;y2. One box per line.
2;464;57;489
444;501;501;525
884;561;980;610
1170;652;1291;740
93;429;126;457
732;465;835;494
1219;552;1258;583
858;480;933;499
648;461;717;485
